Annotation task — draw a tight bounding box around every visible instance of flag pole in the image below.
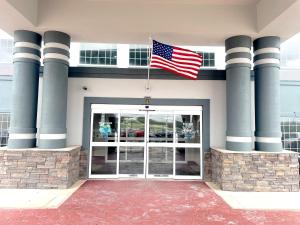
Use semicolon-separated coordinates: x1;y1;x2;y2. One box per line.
146;36;152;92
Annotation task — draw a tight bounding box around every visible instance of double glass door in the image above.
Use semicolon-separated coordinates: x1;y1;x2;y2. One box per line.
89;104;203;179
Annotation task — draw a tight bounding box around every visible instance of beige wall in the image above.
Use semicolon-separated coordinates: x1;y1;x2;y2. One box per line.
63;78;227;148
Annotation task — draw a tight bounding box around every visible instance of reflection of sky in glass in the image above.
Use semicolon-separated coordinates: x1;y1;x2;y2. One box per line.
150;115;173;123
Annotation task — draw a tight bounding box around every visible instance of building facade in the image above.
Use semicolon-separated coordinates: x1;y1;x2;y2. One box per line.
0;0;299;191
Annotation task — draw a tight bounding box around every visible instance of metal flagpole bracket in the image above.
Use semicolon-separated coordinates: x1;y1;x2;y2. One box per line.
144;96;151;105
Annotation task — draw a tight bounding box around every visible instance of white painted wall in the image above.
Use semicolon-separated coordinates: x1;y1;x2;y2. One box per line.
65;78;227;148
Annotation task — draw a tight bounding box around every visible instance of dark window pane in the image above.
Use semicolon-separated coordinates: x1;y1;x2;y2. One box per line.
80;57;85;64
80;51;85;57
92;50;98;57
105;58;111;65
106;51;111;58
99;51;105;57
136;59;141;65
130;52;135;59
86;57;92;64
129;59;135;65
210;60;215;67
136;52;141;58
141;59;147;66
86;50;91;57
203;52;208;59
141;52;147;60
99;58;105;64
91;58;98;64
210;53;215;59
111;50;117;57
204;60;209;67
111;58;117;65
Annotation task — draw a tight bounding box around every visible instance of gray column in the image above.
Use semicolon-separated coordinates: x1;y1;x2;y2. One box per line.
225;35;252;151
254;36;282;151
39;31;70;149
8;30;42;148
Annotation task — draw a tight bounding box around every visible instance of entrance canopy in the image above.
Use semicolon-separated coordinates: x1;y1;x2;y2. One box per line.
0;0;300;45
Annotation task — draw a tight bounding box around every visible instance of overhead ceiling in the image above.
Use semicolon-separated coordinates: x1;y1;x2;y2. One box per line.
0;0;299;45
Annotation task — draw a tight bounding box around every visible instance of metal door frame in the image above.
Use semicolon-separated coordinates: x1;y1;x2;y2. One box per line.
88;104;202;179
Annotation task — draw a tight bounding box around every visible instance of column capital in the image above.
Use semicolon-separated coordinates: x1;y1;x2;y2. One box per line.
43;31;71;65
13;30;42;64
253;36;280;69
14;30;42;45
44;31;70;46
225;35;252;69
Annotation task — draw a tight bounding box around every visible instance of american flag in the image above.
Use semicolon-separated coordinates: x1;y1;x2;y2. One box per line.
150;40;202;80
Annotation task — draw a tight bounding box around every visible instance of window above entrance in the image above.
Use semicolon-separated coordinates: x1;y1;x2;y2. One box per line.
79;43;117;66
74;42;222;69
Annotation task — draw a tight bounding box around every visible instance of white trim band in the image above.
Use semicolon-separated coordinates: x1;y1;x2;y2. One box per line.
14;42;41;50
254;48;280;56
9;133;36;139
226;58;251;65
254;58;280;66
13;53;40;61
39;134;66;140
227;136;252;143
44;53;69;62
44;42;70;51
255;137;282;143
226;47;251;55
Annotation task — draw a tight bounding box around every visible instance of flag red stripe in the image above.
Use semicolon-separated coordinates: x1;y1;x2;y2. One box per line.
173;50;200;57
151;64;197;80
172;53;202;61
171;58;202;67
151;62;198;78
151;60;198;75
174;46;199;55
173;50;202;59
172;55;202;64
151;55;200;70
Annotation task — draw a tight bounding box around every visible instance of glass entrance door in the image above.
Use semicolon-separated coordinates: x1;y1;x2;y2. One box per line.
89;104;202;179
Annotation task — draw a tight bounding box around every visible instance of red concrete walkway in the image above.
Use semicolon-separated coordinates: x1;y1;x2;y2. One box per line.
0;180;300;225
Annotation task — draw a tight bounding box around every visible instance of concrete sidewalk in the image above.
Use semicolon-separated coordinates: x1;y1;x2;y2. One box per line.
207;182;300;211
0;180;85;209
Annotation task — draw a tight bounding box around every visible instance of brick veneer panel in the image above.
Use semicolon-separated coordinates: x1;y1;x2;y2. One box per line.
79;150;88;179
211;148;299;192
0;146;80;189
204;151;212;181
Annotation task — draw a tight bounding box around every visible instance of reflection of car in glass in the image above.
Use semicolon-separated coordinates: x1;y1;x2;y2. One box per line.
120;129;144;137
154;132;173;138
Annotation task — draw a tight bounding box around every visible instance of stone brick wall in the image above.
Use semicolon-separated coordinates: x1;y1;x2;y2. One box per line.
0;146;80;189
79;150;88;178
204;151;212;181
211;148;299;192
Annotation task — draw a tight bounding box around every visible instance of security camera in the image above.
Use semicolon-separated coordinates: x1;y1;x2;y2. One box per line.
82;86;88;91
